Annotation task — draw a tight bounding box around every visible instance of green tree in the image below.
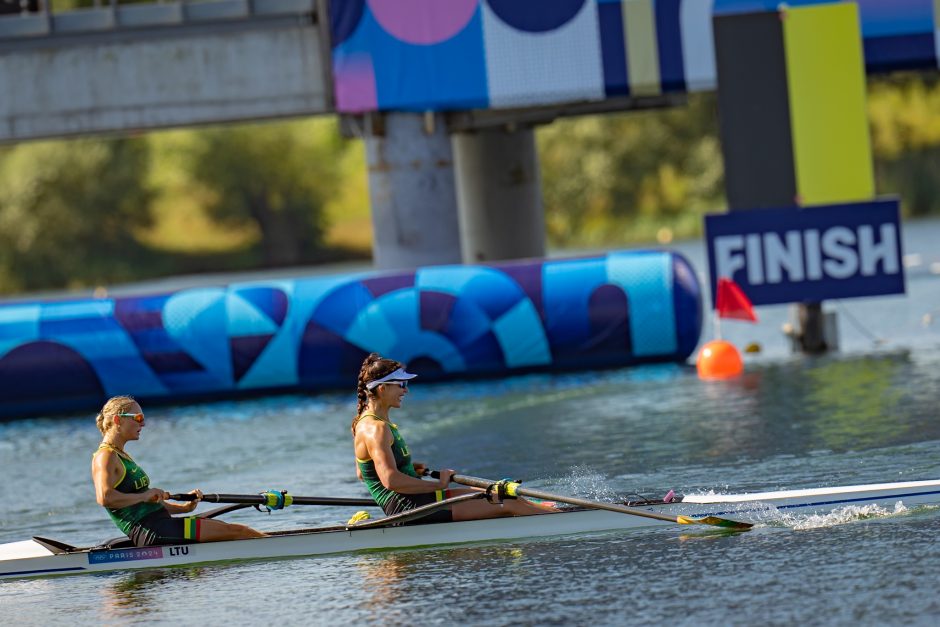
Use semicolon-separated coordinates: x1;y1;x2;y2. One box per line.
188;119;347;267
868;73;940;216
0;138;154;293
538;74;940;248
538;93;726;247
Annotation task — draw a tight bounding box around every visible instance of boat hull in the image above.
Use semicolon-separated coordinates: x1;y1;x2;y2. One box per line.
0;508;673;580
3;478;939;580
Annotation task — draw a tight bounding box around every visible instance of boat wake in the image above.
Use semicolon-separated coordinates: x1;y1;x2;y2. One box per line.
753;502;922;530
678;499;937;531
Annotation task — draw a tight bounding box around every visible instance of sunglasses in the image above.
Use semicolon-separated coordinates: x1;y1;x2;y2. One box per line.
118;412;145;424
384;381;408;389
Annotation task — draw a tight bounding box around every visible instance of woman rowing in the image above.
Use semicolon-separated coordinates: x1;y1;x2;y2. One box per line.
92;396;266;546
352;353;555;523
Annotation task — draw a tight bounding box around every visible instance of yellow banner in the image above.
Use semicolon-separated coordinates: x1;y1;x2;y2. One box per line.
783;3;874;205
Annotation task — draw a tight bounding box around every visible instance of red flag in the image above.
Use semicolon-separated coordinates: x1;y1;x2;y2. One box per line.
716;277;757;322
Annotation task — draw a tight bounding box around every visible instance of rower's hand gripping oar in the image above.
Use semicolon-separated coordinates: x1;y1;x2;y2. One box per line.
450;474;753;531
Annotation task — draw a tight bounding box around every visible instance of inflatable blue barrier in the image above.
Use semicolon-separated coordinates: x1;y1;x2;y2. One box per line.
0;250;702;418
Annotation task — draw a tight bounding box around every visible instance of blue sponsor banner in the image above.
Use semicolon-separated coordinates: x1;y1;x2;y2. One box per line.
705;198;905;306
89;546;164;564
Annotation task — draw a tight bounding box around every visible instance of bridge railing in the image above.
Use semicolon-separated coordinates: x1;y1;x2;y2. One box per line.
0;0;315;39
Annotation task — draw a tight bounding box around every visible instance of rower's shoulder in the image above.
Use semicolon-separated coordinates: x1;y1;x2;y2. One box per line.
93;445;112;457
356;416;392;440
92;445;125;465
91;447;115;474
356;414;386;428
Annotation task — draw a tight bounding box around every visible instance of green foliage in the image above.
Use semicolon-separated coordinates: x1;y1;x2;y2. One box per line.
2;74;940;295
539;73;940;248
0;119;358;295
0;138;154;292
538;94;726;247
187;119;347;267
868;73;940;216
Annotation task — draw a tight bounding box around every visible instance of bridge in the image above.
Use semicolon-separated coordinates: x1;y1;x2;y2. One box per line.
0;0;332;140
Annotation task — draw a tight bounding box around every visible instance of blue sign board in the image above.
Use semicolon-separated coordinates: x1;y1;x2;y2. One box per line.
704;198;905;306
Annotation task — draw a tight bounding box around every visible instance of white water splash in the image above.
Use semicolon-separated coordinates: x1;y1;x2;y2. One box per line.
779;502;910;530
718;501;925;530
554;465;620;502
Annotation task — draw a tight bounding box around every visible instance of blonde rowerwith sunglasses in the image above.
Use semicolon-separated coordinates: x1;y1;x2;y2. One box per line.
91;396;266;546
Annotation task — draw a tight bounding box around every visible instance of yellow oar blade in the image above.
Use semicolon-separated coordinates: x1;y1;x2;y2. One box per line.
677;515;753;530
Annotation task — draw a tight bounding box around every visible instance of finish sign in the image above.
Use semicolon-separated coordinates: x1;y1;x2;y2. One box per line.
704;198;905;306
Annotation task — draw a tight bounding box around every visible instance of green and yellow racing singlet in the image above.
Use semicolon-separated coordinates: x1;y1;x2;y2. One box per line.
355;415;417;508
95;444;164;535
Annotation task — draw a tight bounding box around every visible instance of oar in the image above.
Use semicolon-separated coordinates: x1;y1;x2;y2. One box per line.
197;503;254;519
169;493;377;508
450;474;753;530
347;492;486;530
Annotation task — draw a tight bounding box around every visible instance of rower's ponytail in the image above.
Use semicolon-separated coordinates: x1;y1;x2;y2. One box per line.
351;353;402;435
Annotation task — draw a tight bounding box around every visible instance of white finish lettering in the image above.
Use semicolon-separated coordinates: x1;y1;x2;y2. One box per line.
714;235;745;281
763;230;804;284
822;227;858;279
746;234;764;284
712;221;901;286
858;224;899;276
804;229;823;280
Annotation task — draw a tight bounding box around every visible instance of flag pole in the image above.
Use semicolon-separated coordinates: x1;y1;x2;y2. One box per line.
713;279;722;340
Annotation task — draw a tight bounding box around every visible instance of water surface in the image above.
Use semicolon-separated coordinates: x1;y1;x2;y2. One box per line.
1;219;939;625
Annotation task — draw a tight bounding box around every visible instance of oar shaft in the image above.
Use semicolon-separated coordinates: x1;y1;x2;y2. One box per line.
169;493;377;507
451;474;682;525
348;492;485;530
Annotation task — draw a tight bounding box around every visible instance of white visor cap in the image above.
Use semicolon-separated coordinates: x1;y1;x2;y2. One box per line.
365;367;417;390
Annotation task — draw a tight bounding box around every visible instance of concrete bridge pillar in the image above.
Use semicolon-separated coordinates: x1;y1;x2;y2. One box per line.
452;127;545;263
364;112;462;270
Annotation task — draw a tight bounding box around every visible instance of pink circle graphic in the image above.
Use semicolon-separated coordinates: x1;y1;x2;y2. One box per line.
334;54;378;113
368;0;478;45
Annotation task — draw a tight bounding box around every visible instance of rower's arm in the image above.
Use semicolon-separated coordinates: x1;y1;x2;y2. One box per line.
363;423;447;494
91;451;168;508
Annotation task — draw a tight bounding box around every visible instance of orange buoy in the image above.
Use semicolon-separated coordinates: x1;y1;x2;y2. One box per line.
696;340;744;379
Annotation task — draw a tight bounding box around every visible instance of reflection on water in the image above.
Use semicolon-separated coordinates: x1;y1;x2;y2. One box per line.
675;351;918;463
98;567;208;621
677;527;746;543
402;349;939;494
350;545;531;622
353;551;418;612
804;354;909;450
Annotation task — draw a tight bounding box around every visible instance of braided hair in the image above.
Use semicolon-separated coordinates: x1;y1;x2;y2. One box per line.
95;395;138;435
352;353;402;435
